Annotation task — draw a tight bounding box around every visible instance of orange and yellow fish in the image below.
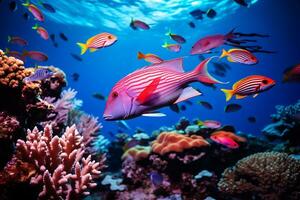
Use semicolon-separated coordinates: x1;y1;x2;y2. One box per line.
76;32;117;55
220;48;258;65
221;75;275;101
137;52;163;64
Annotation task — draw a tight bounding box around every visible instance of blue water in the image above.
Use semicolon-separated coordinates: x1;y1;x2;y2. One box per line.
1;0;299;137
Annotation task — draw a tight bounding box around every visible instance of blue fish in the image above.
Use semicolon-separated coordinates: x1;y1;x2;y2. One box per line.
150;171;163;186
23;68;54;83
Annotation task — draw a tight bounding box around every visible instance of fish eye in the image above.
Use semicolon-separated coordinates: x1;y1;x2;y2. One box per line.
262;80;268;84
108;35;112;39
112;91;118;98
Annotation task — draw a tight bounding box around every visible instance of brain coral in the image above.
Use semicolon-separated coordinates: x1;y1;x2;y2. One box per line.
218;152;300;199
122;145;151;161
152;132;209;155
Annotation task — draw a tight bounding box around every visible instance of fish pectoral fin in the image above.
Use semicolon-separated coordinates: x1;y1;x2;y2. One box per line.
89;48;98;52
236;94;247;99
174;87;202;104
227;56;234;62
142;112;166;117
253;93;259;98
136;77;161;104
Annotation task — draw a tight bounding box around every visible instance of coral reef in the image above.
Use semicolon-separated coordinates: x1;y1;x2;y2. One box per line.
0;111;20;139
218;152;300;199
122;145;151;161
13;124;106;200
152;132;210;155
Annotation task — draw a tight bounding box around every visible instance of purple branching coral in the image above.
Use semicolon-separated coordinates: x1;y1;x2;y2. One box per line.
15;124;106;200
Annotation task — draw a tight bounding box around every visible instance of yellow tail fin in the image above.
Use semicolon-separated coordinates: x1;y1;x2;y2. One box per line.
220;49;228;58
76;42;88;55
221;88;234;101
137;51;144;59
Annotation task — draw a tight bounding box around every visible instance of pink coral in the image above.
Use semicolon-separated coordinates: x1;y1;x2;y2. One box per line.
15;124;106;200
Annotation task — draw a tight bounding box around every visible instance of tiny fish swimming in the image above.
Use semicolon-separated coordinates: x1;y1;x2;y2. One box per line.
103;57;223;120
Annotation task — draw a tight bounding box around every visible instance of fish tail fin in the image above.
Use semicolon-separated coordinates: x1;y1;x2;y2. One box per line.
7;36;11;42
22;0;30;7
137;51;144;59
220;49;228;58
221;88;234;101
165;29;171;36
193;56;227;84
32;23;39;30
76;42;88;55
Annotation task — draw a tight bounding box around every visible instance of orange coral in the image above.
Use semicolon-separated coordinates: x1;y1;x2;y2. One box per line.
210;131;247;143
0;50;31;89
152;132;210;155
122;145;151;161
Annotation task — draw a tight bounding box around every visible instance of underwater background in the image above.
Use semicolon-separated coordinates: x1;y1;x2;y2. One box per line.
0;0;300;199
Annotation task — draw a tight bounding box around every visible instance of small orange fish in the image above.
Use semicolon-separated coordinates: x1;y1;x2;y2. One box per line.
220;48;258;65
221;75;275;101
137;52;163;64
32;24;49;40
162;42;181;52
77;32;117;55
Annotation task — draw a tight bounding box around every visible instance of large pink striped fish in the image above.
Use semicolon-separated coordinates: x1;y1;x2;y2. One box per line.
103;57;223;120
221;75;275;101
77;32;117;55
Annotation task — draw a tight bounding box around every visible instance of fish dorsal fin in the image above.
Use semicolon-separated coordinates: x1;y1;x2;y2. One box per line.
174;87;202;104
236;94;247;99
149;58;184;72
136;77;160;104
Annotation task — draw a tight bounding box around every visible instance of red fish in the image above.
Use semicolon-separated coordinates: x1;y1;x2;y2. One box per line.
77;32;117;55
210;135;239;149
283;64;300;83
191;29;235;55
130;18;150;30
22;50;48;62
221;75;275;101
162;42;181;52
137;52;163;64
166;30;186;44
22;1;44;22
220;48;258;65
32;24;49;40
5;48;24;61
8;36;28;46
103;57;224;120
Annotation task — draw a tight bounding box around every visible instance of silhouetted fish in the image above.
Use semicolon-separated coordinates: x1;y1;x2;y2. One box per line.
170;104;180;113
225;103;242;113
198;101;213;110
190;9;206;20
23;12;30;20
247;116;256;123
184;100;193;105
70;53;83;61
206;9;217;18
40;2;55;13
59;32;68;41
202;82;217;90
233;0;248;7
71;73;79;81
180;105;187;111
50;34;55;42
93;93;106;100
9;1;18;12
188;21;196;28
212;70;226;77
53;42;58;48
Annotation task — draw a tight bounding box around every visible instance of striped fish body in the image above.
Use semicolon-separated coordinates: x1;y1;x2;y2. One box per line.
220;48;258;65
103;57;221;120
77;32;117;55
221;75;275;101
283;64;300;82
